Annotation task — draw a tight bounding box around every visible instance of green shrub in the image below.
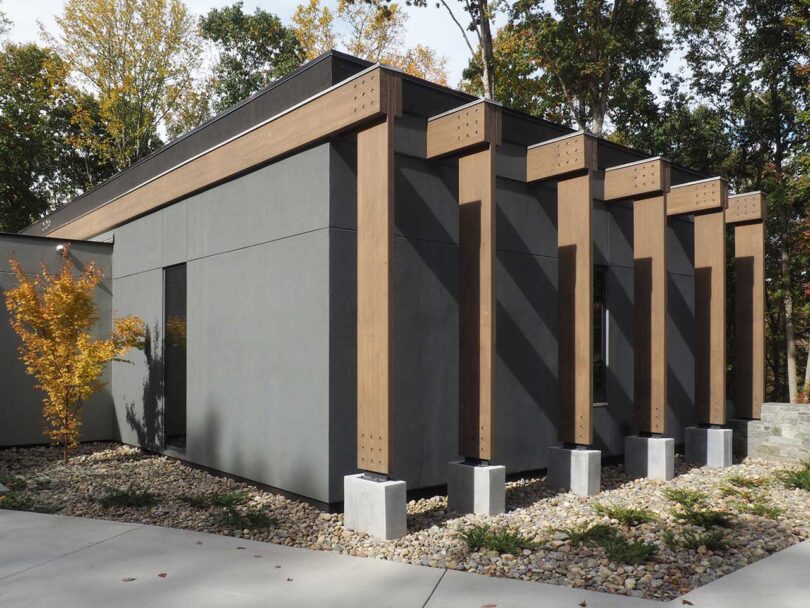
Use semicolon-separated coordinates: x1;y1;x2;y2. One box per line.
663;529;727;551
775;460;810;491
459;524;538;554
213;506;275;530
0;475;27;491
179;489;249;508
561;523;615;545
100;486;158;508
593;503;656;527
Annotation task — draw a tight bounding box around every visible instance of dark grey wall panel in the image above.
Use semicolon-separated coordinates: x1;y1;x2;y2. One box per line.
111;269;164;449
667;272;696;442
494;249;558;472
496;179;556;258
187;145;331;261
593;200;611;267
390;235;459;486
668;217;695;277
187;230;331;502
0;236;115;446
608;202;634;269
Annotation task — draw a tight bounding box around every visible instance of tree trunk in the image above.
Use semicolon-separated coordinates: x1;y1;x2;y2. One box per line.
803;339;810;394
779;204;798;403
478;0;495;99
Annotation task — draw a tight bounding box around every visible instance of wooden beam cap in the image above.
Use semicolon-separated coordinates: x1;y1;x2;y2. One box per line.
604;157;671;201
667;177;728;216
526;131;598;182
426;99;502;159
726;191;766;224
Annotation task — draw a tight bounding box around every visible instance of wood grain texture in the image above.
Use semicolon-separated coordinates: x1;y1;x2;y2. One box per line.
426;100;501;159
526;133;597;182
633;195;668;434
557;172;594;445
458;145;496;460
694;211;727;425
604;158;670;201
734;220;765;419
51;67;399;240
667;178;728;216
356;114;394;474
726;192;766;224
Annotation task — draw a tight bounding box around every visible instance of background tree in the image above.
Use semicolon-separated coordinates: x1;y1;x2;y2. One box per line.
499;0;668;136
43;0;201;172
200;2;304;113
292;1;448;84
5;247;145;462
292;0;337;61
668;0;810;402
0;43;112;232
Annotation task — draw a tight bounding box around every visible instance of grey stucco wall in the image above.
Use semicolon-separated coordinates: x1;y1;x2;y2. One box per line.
0;235;115;446
97;144;334;503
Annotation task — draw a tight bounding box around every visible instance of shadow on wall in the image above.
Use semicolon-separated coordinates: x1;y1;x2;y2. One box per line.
125;323;164;450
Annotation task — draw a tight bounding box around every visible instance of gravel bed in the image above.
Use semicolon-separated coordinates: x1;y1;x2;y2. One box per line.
1;442;808;601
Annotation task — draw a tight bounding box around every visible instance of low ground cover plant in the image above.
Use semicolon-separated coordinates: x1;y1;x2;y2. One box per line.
459;524;539;555
0;491;60;513
592;503;656;527
100;486;158;508
662;529;727;551
664;488;733;528
213;506;275;530
0;474;27;491
775;460;810;491
179;489;249;508
561;523;657;564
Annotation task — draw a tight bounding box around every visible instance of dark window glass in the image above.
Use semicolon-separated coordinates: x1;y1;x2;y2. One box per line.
594;266;607;403
164;264;187;451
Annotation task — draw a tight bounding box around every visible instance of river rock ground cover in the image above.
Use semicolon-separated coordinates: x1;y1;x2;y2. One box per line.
1;441;808;601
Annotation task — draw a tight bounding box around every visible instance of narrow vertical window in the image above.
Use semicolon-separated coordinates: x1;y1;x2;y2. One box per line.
164;264;187;451
593;266;608;404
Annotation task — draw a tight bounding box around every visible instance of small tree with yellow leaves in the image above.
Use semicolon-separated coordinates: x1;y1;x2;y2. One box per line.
4;246;145;462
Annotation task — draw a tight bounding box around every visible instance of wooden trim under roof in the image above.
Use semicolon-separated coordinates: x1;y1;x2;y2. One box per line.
48;65;402;240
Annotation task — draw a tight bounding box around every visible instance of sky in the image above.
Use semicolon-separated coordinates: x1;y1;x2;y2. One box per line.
2;0;496;87
2;0;683;95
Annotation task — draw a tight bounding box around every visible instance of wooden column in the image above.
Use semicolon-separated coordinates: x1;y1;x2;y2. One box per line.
427;99;502;461
604;158;671;434
667;177;728;425
356;72;401;475
527;132;598;446
726;192;767;419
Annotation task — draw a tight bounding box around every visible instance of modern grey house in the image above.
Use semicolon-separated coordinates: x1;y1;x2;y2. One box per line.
0;51;766;537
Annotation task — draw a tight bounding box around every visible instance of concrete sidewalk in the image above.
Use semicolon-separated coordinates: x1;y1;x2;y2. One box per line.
0;511;807;608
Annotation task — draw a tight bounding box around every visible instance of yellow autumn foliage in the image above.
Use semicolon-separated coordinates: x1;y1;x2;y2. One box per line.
4;246;145;462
